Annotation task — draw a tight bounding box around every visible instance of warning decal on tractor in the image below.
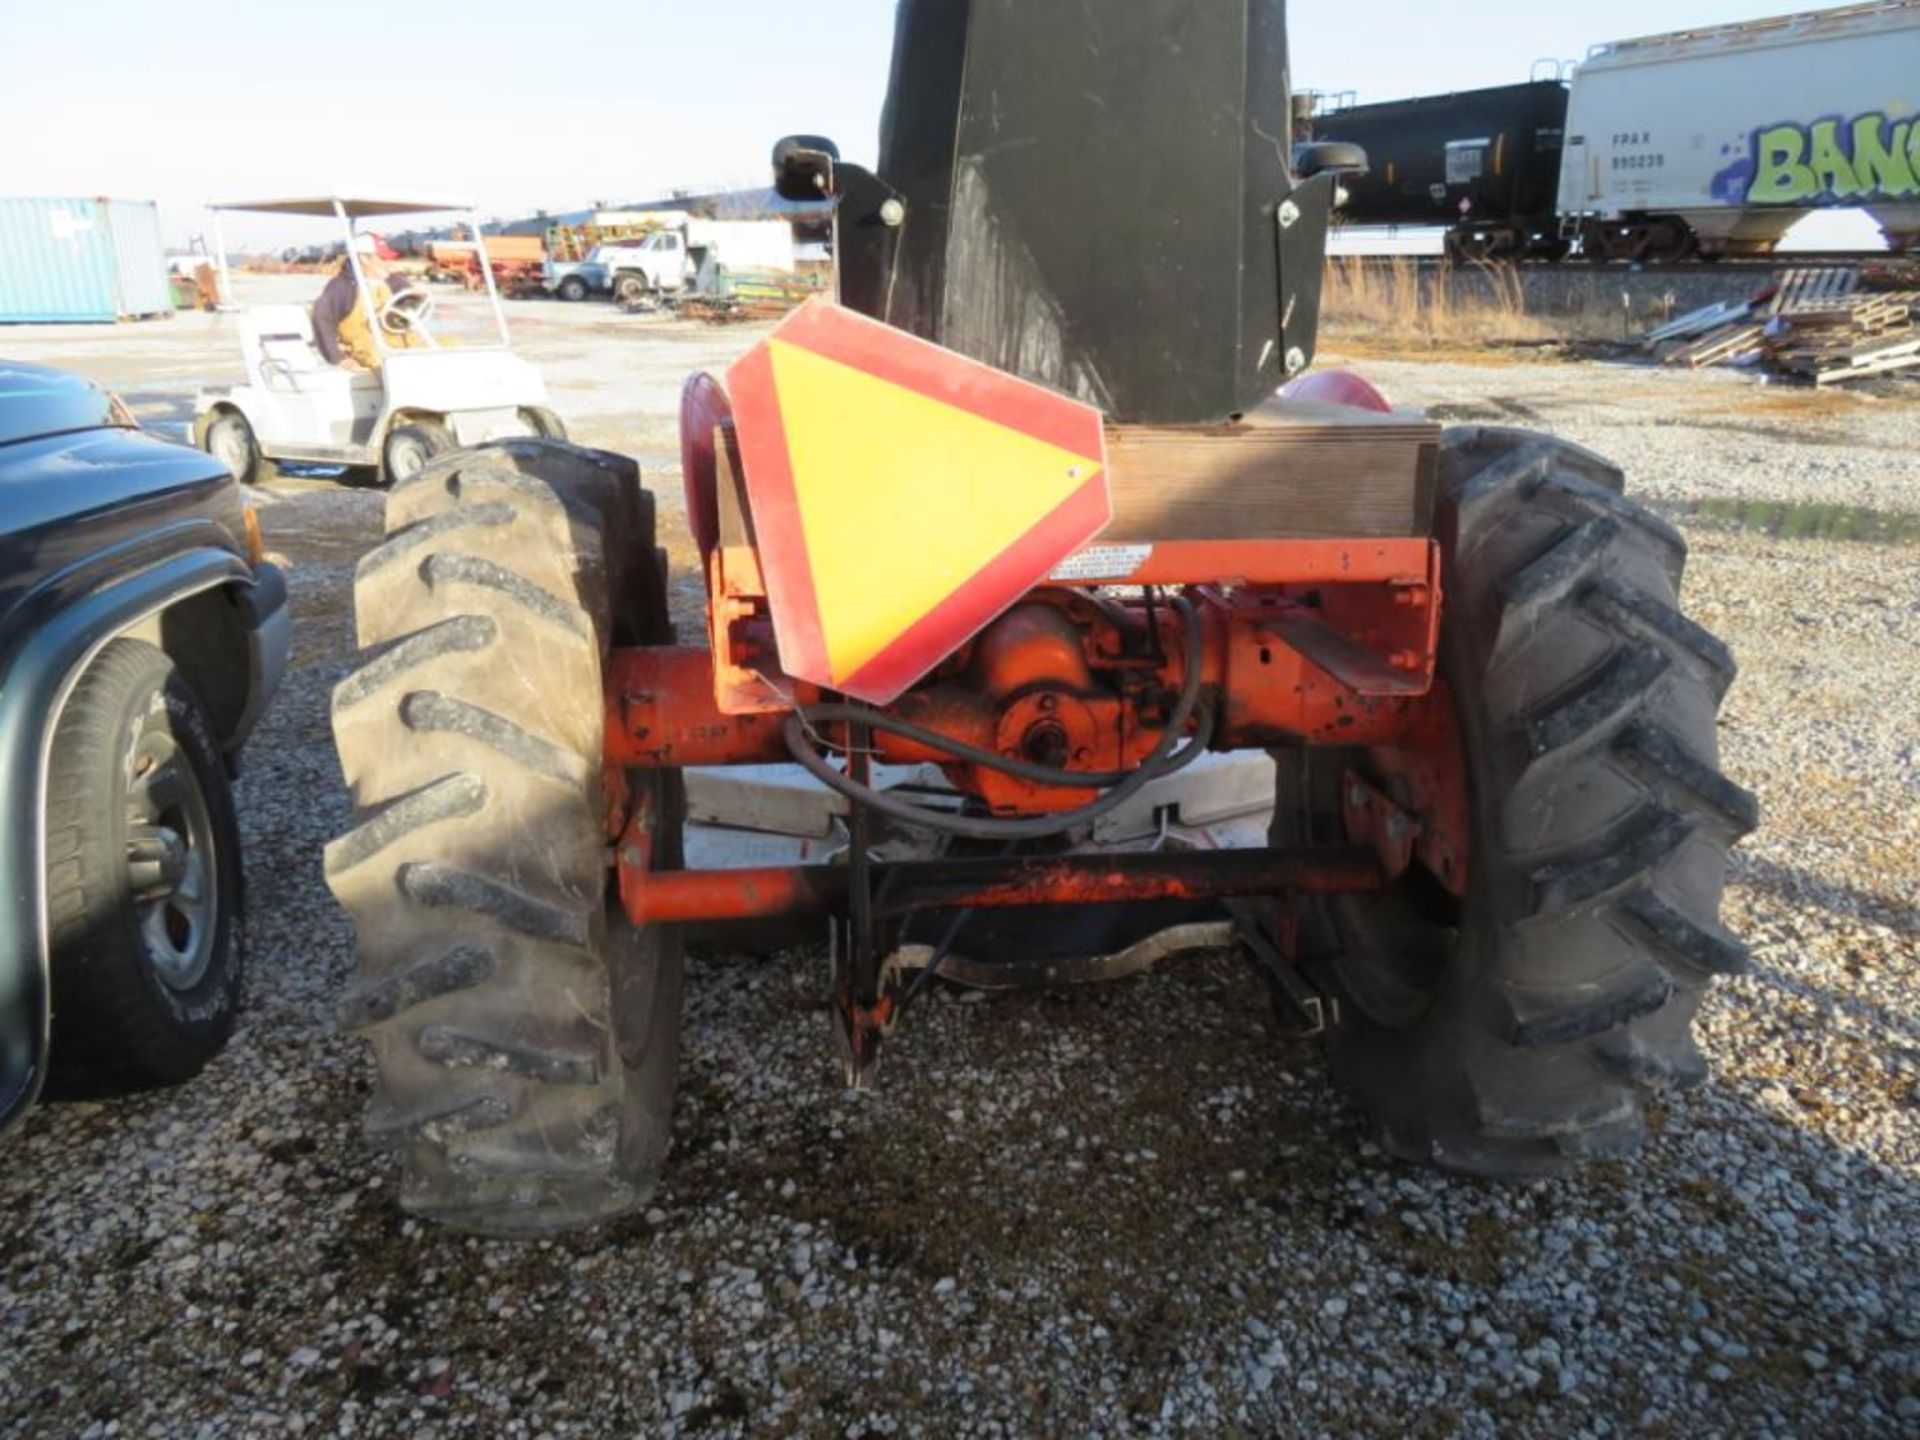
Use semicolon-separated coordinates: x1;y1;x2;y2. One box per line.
727;298;1111;705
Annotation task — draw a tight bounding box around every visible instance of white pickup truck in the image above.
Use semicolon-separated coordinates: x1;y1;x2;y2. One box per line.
544;219;798;303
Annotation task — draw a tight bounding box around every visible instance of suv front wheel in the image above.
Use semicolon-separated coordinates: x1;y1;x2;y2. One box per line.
44;640;245;1085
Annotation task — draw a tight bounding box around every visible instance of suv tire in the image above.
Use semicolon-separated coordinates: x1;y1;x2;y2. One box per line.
46;640;245;1084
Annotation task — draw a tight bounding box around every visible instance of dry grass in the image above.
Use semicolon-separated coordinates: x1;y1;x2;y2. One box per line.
1317;258;1593;359
1718;385;1879;420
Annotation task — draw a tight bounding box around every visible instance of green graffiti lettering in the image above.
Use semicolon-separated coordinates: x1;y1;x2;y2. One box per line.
1749;124;1816;203
1746;112;1920;203
1806;120;1863;198
1853;116;1918;198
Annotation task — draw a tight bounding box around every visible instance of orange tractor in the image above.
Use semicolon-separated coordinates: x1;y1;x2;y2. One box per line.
327;0;1754;1234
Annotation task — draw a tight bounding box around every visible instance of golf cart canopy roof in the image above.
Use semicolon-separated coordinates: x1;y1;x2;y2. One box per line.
207;195;478;219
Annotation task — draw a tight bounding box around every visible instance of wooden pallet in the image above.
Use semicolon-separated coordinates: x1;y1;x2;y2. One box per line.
1785;292;1918;330
1777;329;1920;385
1768;266;1861;316
1664;322;1767;368
1648;266;1920;385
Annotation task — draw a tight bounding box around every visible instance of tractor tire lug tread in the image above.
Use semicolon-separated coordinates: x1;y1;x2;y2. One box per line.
417;1027;602;1087
417;553;589;636
1529;807;1696;911
398;691;592;789
1502;965;1675;1049
338;946;496;1033
397;862;593;949
1305;429;1750;1179
1524;645;1671;759
1595;1031;1711;1091
364;1089;516;1145
446;1136;619;1181
331;616;496;714
1476;1084;1639;1140
328;438;685;1237
1619;889;1751;978
323;774;487;878
1584;576;1737;698
357;502;515;580
1499;515;1618;613
1612;722;1760;841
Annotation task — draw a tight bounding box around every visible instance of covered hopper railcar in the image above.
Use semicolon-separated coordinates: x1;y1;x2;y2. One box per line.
1559;0;1920;260
1312;1;1920;262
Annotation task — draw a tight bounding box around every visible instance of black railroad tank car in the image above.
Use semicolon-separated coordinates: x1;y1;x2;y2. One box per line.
1312;81;1571;260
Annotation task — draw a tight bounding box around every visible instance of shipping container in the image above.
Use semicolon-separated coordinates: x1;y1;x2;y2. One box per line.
103;199;174;318
1560;2;1920;256
0;197;174;323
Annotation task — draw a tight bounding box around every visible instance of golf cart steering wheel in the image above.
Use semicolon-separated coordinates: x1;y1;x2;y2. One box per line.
378;287;438;344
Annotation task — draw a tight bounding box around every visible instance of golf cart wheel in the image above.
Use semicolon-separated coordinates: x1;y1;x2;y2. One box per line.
518;406;568;441
197;407;265;486
557;275;590;303
1274;427;1756;1177
381;418;454;487
327;439;685;1237
45;640;245;1084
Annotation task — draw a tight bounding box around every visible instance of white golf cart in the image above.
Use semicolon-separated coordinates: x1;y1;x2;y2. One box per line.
192;195;565;486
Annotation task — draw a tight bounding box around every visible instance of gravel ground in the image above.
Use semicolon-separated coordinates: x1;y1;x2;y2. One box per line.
3;344;1918;1437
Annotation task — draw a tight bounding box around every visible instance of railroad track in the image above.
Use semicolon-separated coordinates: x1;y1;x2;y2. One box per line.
1326;252;1885;274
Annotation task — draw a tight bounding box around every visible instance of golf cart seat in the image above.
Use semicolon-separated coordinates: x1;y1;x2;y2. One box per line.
239;305;377;395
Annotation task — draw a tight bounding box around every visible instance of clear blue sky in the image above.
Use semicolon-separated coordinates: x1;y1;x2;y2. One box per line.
0;0;1830;247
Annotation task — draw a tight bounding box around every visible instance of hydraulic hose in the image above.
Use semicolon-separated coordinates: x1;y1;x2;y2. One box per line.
782;596;1214;841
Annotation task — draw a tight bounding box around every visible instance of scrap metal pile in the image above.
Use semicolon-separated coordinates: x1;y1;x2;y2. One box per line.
1647;261;1920;384
639;267;826;323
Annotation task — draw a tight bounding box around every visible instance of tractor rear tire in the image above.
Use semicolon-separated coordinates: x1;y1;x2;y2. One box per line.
326;438;685;1235
1276;427;1757;1177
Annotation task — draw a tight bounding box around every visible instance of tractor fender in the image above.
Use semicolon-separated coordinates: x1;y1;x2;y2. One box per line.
1280;369;1394;413
680;371;733;558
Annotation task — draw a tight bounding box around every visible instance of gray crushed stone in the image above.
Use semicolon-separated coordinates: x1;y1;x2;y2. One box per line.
3;359;1918;1438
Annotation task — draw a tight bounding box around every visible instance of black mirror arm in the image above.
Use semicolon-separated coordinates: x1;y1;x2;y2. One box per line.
1293;141;1370;180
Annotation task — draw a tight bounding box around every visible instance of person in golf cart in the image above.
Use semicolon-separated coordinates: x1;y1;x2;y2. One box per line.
312;235;426;371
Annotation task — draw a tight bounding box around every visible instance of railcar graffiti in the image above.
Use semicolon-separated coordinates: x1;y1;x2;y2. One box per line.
1716;112;1920;206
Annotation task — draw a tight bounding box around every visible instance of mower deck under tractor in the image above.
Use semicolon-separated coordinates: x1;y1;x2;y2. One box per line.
326;0;1755;1236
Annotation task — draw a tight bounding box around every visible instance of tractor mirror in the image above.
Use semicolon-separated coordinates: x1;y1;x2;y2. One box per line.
774;134;842;201
1293;141;1369;179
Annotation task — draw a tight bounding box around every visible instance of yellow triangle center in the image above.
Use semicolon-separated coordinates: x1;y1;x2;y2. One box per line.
769;339;1101;682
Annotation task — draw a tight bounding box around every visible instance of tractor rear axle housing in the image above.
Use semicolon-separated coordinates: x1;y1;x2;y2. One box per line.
618;847;1385;928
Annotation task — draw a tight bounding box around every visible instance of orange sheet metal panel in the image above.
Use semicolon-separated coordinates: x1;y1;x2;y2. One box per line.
727;299;1111;705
